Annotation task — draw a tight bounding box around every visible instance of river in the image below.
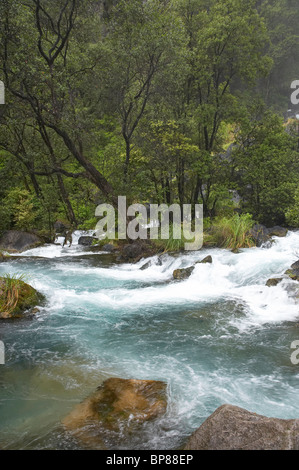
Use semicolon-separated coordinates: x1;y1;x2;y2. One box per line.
0;231;298;449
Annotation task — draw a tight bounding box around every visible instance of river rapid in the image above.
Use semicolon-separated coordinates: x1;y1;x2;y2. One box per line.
0;231;298;450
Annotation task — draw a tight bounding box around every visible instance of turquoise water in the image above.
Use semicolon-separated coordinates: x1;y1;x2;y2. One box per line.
0;232;299;449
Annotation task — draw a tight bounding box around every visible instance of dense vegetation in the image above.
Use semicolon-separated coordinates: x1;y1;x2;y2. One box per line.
0;0;298;240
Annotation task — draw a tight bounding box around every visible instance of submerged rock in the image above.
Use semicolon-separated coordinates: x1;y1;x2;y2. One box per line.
62;377;167;449
0;277;44;319
184;404;299;450
173;266;195;280
0;230;43;253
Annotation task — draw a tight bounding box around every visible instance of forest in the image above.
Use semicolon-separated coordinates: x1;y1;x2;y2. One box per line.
0;0;299;241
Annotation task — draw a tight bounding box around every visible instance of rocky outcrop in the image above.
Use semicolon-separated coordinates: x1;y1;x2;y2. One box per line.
173;266;194;280
184;404;299;450
62;377;167;449
0;277;44;319
0;230;43;253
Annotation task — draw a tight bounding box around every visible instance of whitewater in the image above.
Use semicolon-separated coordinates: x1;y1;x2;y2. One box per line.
0;231;298;449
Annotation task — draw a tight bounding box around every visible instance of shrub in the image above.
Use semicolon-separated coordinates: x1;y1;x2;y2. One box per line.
205;213;255;250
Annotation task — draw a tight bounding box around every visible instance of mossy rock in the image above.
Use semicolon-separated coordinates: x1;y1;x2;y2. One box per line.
285;269;299;282
266;278;283;287
62;377;168;449
196;255;213;264
0;277;45;319
173;266;195;280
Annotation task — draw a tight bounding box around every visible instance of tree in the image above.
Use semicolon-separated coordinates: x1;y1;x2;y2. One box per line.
0;0;118;208
173;0;272;214
231;108;299;225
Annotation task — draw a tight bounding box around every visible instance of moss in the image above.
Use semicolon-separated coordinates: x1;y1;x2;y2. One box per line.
0;276;45;319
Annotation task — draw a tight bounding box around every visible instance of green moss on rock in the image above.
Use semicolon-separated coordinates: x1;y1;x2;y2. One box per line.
0;276;45;319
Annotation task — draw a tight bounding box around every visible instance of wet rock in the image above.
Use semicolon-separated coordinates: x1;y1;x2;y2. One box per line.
267;226;288;238
173;266;195;280
62;378;167;449
140;257;162;270
101;243;118;253
0;277;45;319
196;255;212;264
291;260;299;271
285;260;299;282
0;230;43;253
184;404;299;450
78;236;97;246
266;278;283;287
118;241;157;263
248;224;270;247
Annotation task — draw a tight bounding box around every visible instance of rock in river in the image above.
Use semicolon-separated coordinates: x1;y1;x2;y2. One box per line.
173;266;195;280
0;230;43;253
184;404;299;450
0;277;44;319
62;377;168;449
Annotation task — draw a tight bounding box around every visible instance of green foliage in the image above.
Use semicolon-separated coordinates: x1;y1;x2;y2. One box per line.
232;109;299;226
205;213;255;251
285;188;299;227
0;273;29;317
0;0;298;243
4;188;37;231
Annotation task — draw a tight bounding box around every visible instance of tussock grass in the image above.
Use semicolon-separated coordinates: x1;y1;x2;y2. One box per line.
205;213;255;251
0;273;30;318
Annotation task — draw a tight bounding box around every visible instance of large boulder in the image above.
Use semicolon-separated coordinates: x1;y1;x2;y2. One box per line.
0;277;44;319
248;224;270;247
173;266;195;280
62;377;167;449
184;404;299;450
0;230;43;253
78;236;97;246
248;225;288;248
